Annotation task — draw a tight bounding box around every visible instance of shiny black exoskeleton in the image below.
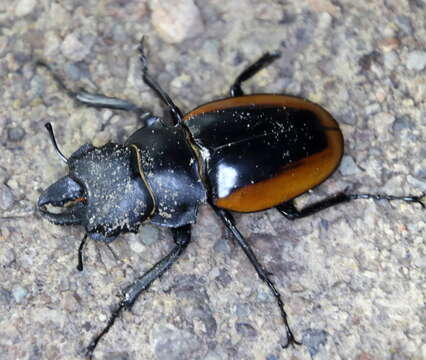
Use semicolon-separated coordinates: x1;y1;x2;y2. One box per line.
37;39;425;359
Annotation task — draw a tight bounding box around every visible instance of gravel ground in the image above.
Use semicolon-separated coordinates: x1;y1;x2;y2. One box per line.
1;1;425;359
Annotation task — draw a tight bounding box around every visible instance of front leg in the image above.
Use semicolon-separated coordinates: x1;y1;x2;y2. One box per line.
86;224;191;359
138;37;184;124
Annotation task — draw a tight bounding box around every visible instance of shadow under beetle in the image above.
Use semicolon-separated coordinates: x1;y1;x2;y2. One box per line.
37;38;425;359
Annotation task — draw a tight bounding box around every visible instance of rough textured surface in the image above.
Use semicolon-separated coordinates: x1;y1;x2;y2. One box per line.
1;1;425;360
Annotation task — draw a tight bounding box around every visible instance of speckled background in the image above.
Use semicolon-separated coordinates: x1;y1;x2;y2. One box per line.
1;1;425;360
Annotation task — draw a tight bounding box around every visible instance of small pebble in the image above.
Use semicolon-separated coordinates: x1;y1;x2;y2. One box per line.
213;238;232;254
14;0;36;17
129;238;145;254
12;286;28;303
395;15;413;35
61;33;91;62
0;287;12;305
392;115;412;133
152;324;202;360
150;0;204;43
235;322;258;339
141;224;159;245
406;50;426;71
339;155;360;176
0;183;15;211
7;126;25;142
303;328;328;357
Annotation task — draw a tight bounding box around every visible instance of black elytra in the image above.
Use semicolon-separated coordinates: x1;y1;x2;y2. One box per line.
36;39;425;359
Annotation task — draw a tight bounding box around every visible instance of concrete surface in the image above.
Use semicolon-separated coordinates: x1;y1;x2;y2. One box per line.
0;1;425;359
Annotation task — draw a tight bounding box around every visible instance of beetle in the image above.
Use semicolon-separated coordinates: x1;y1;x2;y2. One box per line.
37;38;425;359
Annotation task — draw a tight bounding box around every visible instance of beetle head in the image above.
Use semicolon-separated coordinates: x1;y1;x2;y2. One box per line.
38;141;155;242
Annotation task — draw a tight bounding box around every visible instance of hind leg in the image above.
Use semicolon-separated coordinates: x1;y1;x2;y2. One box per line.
277;191;425;220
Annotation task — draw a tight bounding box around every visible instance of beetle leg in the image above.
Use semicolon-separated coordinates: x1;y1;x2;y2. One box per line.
277;193;352;220
35;60;154;126
138;37;184;125
213;206;301;349
230;52;281;97
86;224;191;359
277;191;425;220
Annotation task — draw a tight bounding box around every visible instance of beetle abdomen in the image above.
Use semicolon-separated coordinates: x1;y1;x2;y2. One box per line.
185;95;343;212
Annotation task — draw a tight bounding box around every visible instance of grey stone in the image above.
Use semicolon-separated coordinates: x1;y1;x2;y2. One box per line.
214;268;232;287
303;328;328;357
12;286;28;303
141;224;160;245
266;356;278;360
204;350;224;360
213;238;232;254
150;0;204;43
103;352;129;360
395;15;414;35
152;324;203;360
0;183;15;210
383;51;399;69
14;0;36;17
406;50;426;71
364;103;381;115
393;115;413;133
235;322;258;339
61;33;93;62
0;287;12;306
339;155;360;176
7;126;25;142
64;62;87;82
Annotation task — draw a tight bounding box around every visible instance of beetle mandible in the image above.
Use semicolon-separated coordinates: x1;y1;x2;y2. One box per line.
37;37;425;359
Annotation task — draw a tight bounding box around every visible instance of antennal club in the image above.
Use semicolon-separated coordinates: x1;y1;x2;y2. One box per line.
44;122;68;164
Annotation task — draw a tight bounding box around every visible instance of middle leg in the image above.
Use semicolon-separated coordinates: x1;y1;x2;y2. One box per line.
212;205;301;348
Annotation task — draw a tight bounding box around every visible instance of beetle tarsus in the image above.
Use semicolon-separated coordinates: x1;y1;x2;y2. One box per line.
349;192;426;208
77;233;88;271
86;304;124;360
282;323;302;348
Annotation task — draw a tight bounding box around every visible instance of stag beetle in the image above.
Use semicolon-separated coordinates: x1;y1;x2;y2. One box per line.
37;38;425;359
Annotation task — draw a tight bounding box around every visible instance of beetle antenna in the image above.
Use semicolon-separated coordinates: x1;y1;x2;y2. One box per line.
77;233;88;272
44;122;68;164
